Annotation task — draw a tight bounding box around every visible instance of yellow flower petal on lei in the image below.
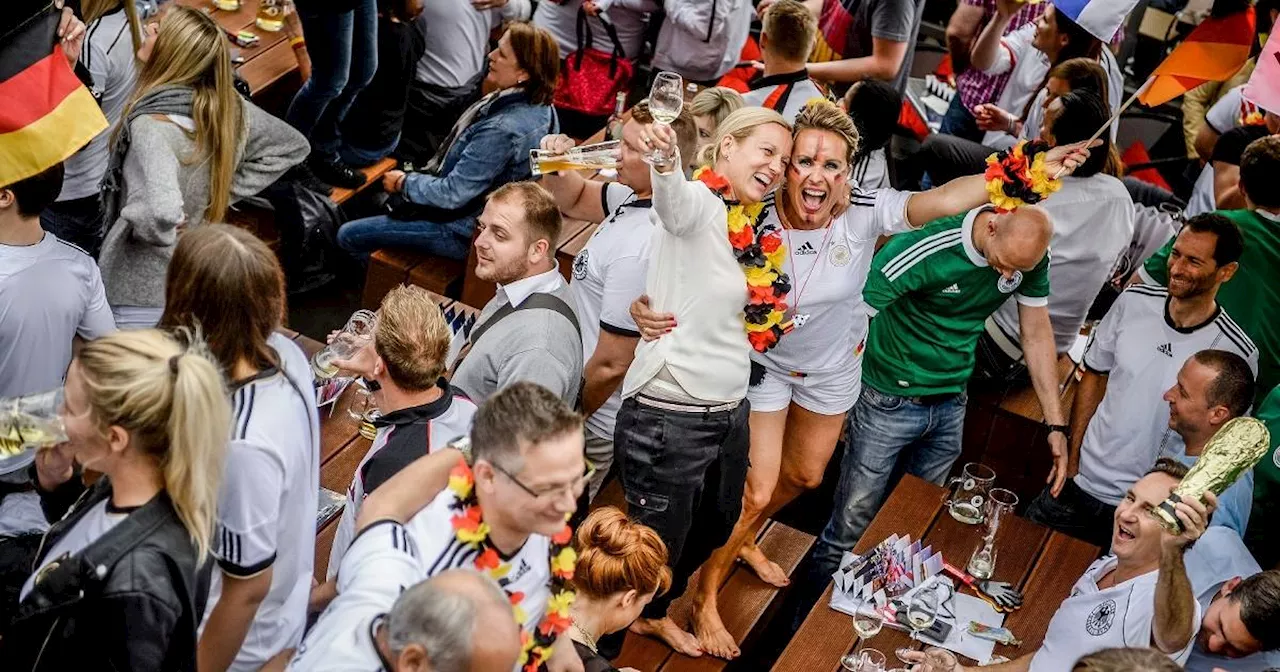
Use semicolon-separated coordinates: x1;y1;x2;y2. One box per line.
513;603;528;626
744;310;783;332
447;473;472;499
765;247;786;269
550;546;577;577
1029;153;1062;197
487;561;511;580
455;521;490;545
744;265;777;287
744;202;765;219
546;590;576;616
726;207;749;234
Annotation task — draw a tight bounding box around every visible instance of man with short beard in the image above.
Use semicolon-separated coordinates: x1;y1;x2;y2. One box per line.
1181;528;1280;670
447;181;582;405
1026;214;1258;547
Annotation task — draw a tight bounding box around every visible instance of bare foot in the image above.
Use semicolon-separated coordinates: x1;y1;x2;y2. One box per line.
739;543;790;587
691;596;741;659
630;616;703;657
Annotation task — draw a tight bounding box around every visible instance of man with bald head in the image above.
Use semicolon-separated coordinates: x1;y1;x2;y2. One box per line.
810;203;1067;579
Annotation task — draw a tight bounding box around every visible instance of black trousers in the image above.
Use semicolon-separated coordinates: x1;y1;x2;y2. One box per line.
612;396;751;618
919;133;995;186
1024;479;1116;550
40;196;104;258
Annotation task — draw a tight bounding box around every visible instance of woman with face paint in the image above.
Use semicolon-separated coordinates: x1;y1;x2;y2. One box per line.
636;99;1100;659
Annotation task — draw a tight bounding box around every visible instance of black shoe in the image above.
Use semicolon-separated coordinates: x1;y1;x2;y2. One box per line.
308;155;366;190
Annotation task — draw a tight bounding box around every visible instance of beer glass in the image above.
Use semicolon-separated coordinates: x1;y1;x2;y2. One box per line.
312;310;377;380
946;462;996;524
0;390;67;459
256;0;285;31
529;140;621;177
968;488;1018;579
213;0;241;11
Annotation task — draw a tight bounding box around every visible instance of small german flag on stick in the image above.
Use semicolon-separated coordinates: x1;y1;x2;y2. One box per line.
0;3;108;187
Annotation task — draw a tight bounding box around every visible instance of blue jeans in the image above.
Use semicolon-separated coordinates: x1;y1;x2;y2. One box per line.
810;386;968;578
340;132;398;168
286;0;377;159
938;93;982;142
336;213;472;261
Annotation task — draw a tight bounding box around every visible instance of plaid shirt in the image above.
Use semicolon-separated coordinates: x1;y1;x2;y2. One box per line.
954;0;1044;111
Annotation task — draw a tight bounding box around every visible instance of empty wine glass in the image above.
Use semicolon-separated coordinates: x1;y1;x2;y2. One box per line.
842;647;886;671
645;71;684;164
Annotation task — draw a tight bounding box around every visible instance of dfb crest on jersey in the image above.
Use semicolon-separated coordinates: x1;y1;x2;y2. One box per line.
1086;599;1116;636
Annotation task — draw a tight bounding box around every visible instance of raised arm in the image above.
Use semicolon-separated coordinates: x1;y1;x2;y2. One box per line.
970;0;1022;74
1153;493;1215;654
946;2;985;73
537;134;608;223
647;123;709;237
356;447;464;529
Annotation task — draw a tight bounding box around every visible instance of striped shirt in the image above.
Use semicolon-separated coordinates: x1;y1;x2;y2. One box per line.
953;0;1044;111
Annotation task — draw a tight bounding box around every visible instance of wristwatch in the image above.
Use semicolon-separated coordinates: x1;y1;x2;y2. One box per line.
1045;423;1070;441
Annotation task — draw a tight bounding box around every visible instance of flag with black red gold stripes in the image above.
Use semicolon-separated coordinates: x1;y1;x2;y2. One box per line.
0;3;108;188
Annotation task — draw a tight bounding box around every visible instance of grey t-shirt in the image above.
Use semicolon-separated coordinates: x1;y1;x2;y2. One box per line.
414;0;530;89
0;233;114;400
533;0;654;61
60;8;138;202
450;269;583;404
811;0;919;92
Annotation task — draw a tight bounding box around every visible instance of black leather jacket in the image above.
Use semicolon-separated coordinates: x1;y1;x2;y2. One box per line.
2;477;207;671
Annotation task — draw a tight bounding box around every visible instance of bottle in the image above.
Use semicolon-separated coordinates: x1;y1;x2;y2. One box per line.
606;91;627;141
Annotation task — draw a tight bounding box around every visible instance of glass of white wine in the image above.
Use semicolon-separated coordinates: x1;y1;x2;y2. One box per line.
0;389;68;459
645;71;684;165
312;309;377;381
906;589;939;640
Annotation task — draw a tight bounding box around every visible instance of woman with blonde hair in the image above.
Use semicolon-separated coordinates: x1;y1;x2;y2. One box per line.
40;0;142;256
159;225;320;672
98;5;308;330
635;99;1096;658
608;106;789;656
688;86;745;154
569;507;672;672
3;329;228;670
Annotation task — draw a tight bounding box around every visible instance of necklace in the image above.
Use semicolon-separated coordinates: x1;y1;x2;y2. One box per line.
570;616;598;653
780;218;835;329
694;167;793;352
448;459;577;672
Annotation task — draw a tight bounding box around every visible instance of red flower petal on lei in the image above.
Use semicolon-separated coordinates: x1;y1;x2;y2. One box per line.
728;226;753;249
748;284;776;304
552;525;572;545
759;232;781;253
474;547;501;571
748;329;779;352
451;506;483;534
540;609;572;635
695;168;732;196
509;591;525;605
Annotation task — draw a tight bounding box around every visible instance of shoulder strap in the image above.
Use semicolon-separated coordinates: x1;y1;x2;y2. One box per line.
451;292;581;375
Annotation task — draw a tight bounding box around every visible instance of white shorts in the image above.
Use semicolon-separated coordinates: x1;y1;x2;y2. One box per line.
746;363;860;416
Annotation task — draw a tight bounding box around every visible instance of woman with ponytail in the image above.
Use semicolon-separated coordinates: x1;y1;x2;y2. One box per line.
4;329;229;671
569;507;672;672
97;5;308;330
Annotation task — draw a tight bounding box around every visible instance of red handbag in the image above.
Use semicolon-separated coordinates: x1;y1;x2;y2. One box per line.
553;7;634;117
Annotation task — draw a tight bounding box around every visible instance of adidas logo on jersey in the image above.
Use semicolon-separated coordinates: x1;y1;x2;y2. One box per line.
1156;343;1173;357
941;284;962;295
795;241;818;255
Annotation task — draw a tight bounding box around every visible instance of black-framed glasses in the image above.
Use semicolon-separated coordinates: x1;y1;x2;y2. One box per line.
492;460;596;501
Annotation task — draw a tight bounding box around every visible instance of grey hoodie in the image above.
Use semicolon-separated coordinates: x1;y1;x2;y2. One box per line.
98;101;308;309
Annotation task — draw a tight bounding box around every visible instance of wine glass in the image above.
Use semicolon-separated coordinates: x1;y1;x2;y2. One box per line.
852;606;884;653
645;71;684;164
906;589;939;640
841;647;886;671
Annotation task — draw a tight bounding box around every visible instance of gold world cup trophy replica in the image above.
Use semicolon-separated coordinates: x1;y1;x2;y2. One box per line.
1152;416;1270;534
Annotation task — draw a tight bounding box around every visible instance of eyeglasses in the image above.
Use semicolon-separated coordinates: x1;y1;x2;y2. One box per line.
492;460;596;502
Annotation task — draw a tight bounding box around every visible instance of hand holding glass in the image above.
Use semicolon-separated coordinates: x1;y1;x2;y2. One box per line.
312;310;377;380
530;140;621;177
645;71;684;164
0;390;67;458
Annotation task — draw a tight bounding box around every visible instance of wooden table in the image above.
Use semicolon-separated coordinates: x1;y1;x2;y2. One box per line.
774;476;1099;671
174;0;299;98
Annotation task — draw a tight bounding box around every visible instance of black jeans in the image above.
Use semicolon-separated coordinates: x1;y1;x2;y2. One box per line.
397;75;484;167
1024;479;1116;550
40;196;104;258
919;133;994;186
612;396;751;618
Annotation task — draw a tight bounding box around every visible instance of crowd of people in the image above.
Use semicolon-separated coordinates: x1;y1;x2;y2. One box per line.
4;0;1280;670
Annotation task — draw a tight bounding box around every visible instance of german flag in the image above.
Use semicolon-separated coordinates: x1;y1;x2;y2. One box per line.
1138;8;1257;108
0;4;108;188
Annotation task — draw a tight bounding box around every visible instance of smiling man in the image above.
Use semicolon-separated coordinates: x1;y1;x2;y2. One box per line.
911;459;1209;672
447;181;582;405
1026;214;1257;547
1181;527;1280;670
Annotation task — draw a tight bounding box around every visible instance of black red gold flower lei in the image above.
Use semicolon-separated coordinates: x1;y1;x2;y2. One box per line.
983;140;1062;212
448;459;576;671
694;167;793;352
